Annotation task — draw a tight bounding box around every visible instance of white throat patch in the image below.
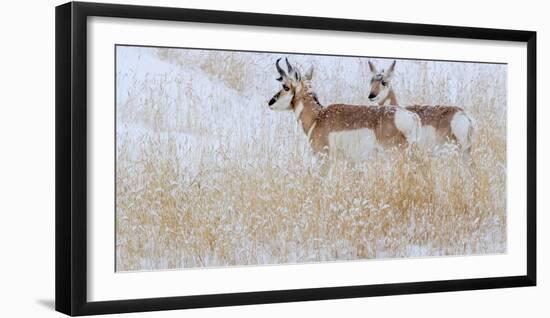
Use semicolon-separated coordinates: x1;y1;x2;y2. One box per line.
270;93;293;111
374;87;391;105
294;101;304;121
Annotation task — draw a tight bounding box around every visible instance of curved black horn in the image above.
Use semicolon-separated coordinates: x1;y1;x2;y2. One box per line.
275;58;286;78
285;57;293;74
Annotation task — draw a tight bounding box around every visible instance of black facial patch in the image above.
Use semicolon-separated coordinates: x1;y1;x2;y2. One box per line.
311;92;320;105
268;92;280;106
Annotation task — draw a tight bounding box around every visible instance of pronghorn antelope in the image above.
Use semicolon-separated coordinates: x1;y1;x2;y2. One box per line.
268;58;421;161
367;60;476;155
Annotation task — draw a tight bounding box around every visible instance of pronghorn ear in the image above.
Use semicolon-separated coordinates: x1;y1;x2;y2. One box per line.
304;66;314;80
294;68;301;81
386;60;396;76
276;76;283;82
368;61;378;73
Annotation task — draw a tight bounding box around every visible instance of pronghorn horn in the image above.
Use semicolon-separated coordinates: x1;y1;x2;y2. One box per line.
285;57;293;73
275;58;286;79
286;58;300;80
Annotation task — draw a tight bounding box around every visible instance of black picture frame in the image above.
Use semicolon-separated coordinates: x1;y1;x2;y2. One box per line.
55;1;537;316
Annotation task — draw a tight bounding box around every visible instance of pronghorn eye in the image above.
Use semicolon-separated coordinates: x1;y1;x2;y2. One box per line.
283;85;290;91
381;80;388;86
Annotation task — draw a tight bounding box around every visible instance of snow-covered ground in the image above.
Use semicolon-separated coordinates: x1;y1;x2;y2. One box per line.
115;46;507;271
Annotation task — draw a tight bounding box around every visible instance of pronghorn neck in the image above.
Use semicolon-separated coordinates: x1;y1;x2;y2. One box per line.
292;85;322;137
381;88;399;106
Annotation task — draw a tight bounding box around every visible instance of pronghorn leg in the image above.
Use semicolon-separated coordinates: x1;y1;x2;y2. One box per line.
461;147;472;163
316;146;331;177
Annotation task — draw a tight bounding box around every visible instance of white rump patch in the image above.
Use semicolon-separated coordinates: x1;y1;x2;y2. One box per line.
394;109;421;145
328;128;378;162
416;111;475;154
450;111;474;150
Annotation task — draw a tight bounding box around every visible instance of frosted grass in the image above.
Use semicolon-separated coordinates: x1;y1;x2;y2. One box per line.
115;46;507;271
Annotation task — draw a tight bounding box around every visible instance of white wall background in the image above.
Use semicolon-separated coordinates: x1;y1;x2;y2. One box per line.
0;0;545;316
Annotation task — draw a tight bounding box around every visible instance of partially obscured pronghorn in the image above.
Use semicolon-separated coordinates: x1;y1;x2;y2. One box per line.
268;58;421;161
367;60;476;155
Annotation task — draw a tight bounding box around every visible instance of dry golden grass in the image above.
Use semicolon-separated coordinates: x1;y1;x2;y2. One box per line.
115;47;506;271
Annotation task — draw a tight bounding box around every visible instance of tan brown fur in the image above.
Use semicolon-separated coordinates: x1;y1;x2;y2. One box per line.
269;58;419;159
369;81;398;106
370;84;466;144
405;105;463;141
367;60;398;106
366;60;475;153
292;87;406;155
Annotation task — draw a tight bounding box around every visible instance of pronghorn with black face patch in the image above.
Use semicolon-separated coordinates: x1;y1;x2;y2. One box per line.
367;60;476;155
367;60;398;106
268;58;421;162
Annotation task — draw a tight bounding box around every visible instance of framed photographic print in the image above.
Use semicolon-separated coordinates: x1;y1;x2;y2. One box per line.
55;1;536;316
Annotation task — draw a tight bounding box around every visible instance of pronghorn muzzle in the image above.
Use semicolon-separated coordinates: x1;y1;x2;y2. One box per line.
268;92;280;106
